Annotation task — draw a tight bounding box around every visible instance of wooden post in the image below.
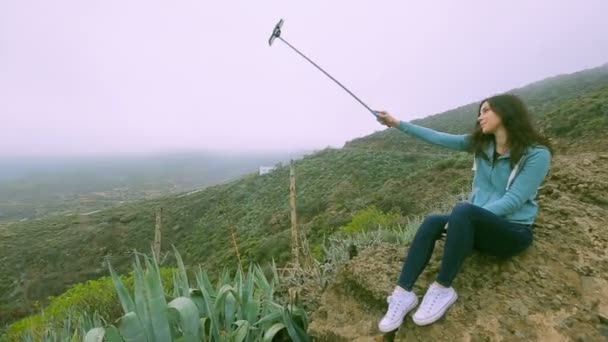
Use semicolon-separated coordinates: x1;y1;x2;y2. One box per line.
154;207;162;264
289;160;299;267
229;224;243;270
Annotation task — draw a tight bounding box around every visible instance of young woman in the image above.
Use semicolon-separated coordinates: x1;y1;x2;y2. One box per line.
374;94;552;332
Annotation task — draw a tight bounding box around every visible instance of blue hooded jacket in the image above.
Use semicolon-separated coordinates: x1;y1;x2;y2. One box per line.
398;121;551;225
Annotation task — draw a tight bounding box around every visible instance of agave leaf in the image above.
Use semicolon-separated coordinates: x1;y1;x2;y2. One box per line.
234;267;243;293
189;288;207;316
71;327;80;342
83;327;105;342
225;292;238;332
287;304;309;329
77;312;93;337
62;312;72;339
196;272;220;341
93;311;104;328
104;325;124;342
213;284;236;332
244;298;261;325
281;309;310;342
20;331;33;342
117;312;146;342
144;254;172;341
172;272;180;298
262;322;286;342
134;255;154;340
108;261;135;315
218;268;231;291
168;297;200;342
200;317;211;342
253;308;283;329
238;265;255;321
172;245;190;297
231;320;249;342
197;267;216;297
244;265;255;297
253;266;273;307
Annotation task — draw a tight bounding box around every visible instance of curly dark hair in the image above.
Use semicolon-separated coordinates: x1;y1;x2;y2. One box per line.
467;94;553;167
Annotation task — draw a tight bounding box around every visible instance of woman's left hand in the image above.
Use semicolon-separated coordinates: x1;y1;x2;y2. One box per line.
375;110;400;128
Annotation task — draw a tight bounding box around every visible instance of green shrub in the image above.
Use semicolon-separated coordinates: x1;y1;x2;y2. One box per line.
341;205;401;234
5;264;174;341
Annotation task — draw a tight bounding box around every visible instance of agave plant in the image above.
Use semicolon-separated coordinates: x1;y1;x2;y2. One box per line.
17;312;105;342
81;246;309;341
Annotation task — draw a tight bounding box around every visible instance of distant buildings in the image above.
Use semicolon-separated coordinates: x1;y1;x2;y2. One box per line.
259;166;276;175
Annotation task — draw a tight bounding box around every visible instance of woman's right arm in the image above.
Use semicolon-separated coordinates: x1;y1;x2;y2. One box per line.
376;111;470;152
397;121;470;151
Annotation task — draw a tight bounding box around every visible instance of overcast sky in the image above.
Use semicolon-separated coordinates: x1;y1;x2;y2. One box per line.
1;0;607;156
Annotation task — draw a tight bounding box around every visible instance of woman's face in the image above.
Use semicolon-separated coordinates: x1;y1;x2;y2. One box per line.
478;101;503;134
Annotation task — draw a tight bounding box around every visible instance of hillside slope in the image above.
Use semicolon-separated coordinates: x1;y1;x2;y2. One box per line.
1;64;607;330
309;152;608;341
0;149;452;323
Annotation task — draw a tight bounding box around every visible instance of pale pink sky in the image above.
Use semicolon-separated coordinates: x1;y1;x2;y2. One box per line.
1;0;607;156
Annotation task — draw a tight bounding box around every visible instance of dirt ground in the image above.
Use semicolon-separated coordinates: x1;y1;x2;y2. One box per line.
308;153;608;341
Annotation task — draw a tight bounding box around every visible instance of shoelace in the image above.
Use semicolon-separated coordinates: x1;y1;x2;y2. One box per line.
386;295;404;319
421;287;444;313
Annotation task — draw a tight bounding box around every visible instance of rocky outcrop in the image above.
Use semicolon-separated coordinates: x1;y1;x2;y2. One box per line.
309;153;608;341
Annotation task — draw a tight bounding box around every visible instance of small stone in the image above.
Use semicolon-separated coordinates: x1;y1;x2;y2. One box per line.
582;159;592;166
515;331;527;339
516;272;531;282
561;317;575;328
510;299;529;317
550;191;561;199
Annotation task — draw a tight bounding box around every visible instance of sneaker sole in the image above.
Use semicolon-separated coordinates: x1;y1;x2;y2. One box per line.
412;292;458;326
378;297;420;333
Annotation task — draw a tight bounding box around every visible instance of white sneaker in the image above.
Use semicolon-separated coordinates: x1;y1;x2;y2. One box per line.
378;288;419;332
412;283;458;326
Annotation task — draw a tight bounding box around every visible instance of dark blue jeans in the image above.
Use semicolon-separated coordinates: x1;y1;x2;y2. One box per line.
398;202;533;290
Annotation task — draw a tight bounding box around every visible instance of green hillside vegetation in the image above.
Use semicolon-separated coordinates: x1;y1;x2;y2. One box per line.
541;86;608;148
411;63;608;135
1;63;607;340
